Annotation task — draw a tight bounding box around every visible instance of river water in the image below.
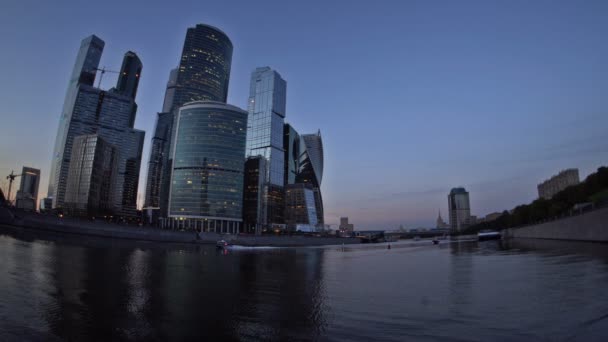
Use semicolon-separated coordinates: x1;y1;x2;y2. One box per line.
1;227;607;341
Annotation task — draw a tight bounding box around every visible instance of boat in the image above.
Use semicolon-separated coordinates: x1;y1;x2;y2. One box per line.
216;240;229;249
477;230;501;241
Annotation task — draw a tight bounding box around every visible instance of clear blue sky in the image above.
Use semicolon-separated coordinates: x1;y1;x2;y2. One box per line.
1;0;607;229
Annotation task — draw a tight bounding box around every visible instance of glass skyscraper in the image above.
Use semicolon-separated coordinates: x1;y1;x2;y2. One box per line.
48;35;145;217
145;24;233;217
64;134;118;217
165;101;247;233
49;35;104;205
244;67;287;231
448;187;471;232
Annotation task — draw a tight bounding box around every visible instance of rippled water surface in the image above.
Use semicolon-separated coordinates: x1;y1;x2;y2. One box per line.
1;227;607;341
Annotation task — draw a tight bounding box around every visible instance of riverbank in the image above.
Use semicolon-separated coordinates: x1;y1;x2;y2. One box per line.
0;208;360;247
503;206;608;242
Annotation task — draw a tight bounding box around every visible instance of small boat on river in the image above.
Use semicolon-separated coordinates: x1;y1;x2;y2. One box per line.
216;240;229;249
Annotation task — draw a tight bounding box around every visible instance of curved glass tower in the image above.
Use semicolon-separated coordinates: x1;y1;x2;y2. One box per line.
166;101;247;233
145;24;234;218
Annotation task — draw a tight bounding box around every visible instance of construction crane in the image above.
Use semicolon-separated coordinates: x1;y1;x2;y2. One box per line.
94;66;120;88
5;170;22;206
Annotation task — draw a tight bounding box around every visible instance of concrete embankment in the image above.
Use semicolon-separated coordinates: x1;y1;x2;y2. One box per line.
503;206;608;242
0;208;359;247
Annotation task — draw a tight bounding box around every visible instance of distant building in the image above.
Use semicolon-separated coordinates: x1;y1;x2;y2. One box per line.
448;187;471;232
436;210;449;229
285;183;318;231
164;101;247;233
339;217;355;235
537;168;580;200
64;135;119;217
15;167;40;211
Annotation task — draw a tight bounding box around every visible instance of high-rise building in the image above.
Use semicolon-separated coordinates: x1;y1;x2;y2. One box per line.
283;124;300;186
242;156;268;234
245;67;287;230
448;187;471;232
436;210;449;229
145;24;233;218
48;36;145;217
15;167;40;211
164;101;247;233
298;131;325;226
64;135;118;217
49;35;104;203
537;168;580;200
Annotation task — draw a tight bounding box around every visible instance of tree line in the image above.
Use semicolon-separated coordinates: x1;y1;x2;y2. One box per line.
460;166;608;234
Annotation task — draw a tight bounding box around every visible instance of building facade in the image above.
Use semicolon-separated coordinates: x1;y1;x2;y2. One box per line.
245;67;287;231
48;35;145;217
64;135;118;217
448;187;471;232
164;101;247;233
145;24;234;218
242;156;268;234
15;167;40;211
436;210;449;229
537;168;580;200
285;183;318;231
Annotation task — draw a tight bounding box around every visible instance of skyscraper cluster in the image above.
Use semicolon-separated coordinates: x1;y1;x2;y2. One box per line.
48;24;325;232
48;35;145;218
138;24;324;233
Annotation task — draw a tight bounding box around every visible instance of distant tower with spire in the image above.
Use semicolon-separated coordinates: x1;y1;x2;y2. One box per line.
436;209;449;229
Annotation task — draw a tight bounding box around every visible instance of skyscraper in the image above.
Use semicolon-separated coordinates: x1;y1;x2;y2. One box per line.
15;167;40;211
243;156;268;234
298;131;324;226
48;36;145;216
49;35;104;203
145;24;233;217
165;101;247;233
448;187;471;232
244;67;287;231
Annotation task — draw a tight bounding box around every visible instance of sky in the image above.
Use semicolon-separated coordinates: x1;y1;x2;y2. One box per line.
0;0;607;229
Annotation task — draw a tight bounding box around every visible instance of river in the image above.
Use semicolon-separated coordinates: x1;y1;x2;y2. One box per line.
1;227;607;341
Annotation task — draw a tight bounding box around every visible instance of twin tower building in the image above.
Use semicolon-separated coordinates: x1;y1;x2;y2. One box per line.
48;24;324;234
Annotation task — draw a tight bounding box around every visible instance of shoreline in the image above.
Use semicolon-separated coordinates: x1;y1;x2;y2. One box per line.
0;208;361;247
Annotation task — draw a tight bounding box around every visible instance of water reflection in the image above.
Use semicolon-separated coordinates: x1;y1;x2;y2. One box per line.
2;227;608;341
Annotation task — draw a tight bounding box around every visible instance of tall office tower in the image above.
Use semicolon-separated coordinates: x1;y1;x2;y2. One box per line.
165;101;247;233
15;167;40;211
64;135;118;217
48;35;104;204
245;67;287;231
298;131;325;226
448;187;471;232
283;124;300;186
243;156;268;234
145;24;233;217
48;36;145;216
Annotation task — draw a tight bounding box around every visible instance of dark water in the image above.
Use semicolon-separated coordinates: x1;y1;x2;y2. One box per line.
1;227;608;341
